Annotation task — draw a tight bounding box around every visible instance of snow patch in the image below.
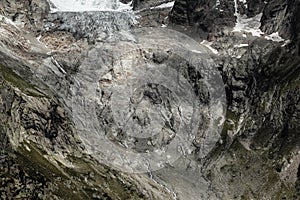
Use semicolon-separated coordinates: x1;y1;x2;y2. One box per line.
239;0;247;8
36;35;42;41
234;44;249;48
265;32;285;42
200;40;218;54
0;14;18;28
49;0;133;12
233;0;263;37
51;57;66;74
151;1;175;9
191;49;202;54
281;40;291;47
24;145;31;152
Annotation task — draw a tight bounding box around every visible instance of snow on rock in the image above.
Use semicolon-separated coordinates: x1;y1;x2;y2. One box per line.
0;14;18;28
200;40;218;54
151;1;175;9
234;44;249;48
239;0;247;8
191;49;202;54
49;0;133;12
281;40;291;47
233;0;263;37
265;32;285;42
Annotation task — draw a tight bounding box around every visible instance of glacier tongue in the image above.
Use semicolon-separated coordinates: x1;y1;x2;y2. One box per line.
49;0;132;12
46;0;136;43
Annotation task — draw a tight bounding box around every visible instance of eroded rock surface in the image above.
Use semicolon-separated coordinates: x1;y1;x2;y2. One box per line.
0;0;300;200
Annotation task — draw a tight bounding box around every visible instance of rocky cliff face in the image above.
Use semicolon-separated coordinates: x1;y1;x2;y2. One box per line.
0;0;299;200
169;0;300;199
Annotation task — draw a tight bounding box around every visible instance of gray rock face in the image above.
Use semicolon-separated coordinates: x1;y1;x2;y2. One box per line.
246;0;264;17
0;0;50;32
0;9;174;199
261;0;300;40
0;0;300;199
169;0;236;34
70;28;225;175
168;0;300;199
169;0;300;42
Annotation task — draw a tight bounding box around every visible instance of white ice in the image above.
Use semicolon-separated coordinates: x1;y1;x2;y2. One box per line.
234;44;249;48
233;0;263;37
265;32;285;42
49;0;133;12
151;1;175;10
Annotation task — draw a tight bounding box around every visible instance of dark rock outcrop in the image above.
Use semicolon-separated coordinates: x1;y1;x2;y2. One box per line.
0;0;50;32
246;0;264;17
169;0;236;35
168;0;300;199
261;0;300;40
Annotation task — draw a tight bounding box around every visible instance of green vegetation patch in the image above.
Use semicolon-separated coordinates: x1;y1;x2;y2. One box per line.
0;64;44;97
17;141;87;199
16;141;144;200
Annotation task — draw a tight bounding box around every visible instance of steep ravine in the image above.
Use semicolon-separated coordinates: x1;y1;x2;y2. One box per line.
0;0;300;200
